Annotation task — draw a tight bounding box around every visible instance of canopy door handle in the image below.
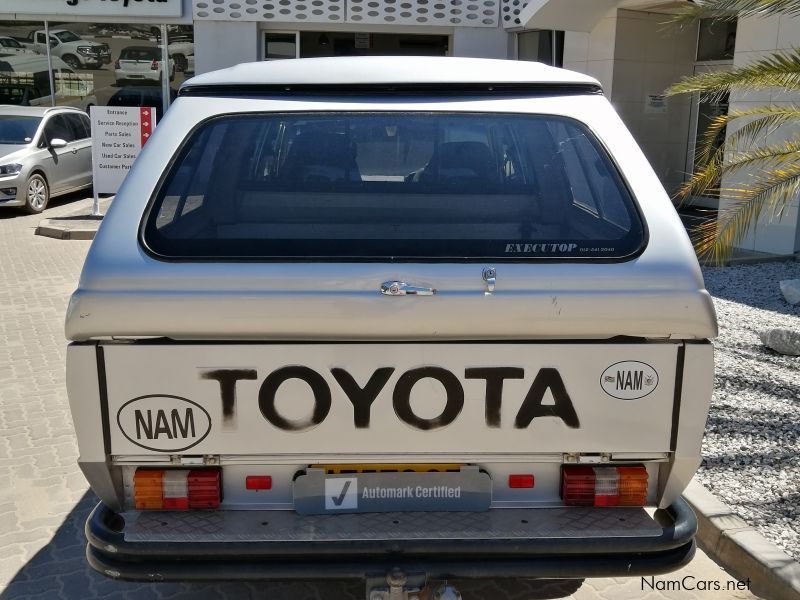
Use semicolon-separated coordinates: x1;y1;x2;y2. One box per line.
380;281;436;296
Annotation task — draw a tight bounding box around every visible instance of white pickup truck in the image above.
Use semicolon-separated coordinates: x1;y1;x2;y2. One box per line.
65;57;717;596
18;29;110;70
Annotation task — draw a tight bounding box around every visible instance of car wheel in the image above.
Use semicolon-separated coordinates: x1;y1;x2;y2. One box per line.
24;173;49;214
173;54;187;72
63;54;81;70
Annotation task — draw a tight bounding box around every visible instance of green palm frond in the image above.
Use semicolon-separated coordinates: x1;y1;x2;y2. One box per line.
679;139;800;199
695;106;800;166
666;50;800;99
693;164;800;263
672;0;800;23
666;0;800;262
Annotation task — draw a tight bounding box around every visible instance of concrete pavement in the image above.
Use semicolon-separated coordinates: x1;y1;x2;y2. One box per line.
0;194;761;599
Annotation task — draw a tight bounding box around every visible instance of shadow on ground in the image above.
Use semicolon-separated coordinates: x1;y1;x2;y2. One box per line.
0;190;93;221
1;491;584;600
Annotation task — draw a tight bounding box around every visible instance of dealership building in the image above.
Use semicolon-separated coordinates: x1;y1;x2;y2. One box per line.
2;0;799;256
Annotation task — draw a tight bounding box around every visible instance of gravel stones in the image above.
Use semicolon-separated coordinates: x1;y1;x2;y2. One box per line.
699;260;800;561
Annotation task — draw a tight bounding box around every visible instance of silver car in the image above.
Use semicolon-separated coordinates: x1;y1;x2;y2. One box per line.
0;105;92;213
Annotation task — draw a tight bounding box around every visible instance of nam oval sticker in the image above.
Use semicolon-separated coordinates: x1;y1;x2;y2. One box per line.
116;395;211;452
600;361;659;400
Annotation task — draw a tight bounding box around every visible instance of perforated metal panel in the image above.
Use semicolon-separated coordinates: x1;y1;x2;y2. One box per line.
501;0;529;28
349;0;498;26
194;0;346;22
193;0;499;25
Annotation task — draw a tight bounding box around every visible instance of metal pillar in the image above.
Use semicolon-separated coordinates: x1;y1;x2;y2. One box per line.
43;20;55;107
160;24;170;121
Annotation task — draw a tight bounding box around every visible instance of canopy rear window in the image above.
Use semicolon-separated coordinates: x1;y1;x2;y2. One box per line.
142;112;645;261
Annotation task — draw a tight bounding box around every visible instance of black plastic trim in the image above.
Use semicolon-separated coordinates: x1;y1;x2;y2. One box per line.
178;83;604;97
88;541;695;582
95;345;111;456
669;344;686;452
85;499;697;581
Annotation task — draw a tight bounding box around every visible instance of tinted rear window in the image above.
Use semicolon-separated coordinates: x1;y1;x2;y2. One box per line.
143;112;644;261
120;48;158;61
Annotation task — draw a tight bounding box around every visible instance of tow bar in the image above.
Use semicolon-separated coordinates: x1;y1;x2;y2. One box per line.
366;569;461;600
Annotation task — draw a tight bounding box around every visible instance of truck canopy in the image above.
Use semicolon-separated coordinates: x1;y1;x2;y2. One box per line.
67;58;716;342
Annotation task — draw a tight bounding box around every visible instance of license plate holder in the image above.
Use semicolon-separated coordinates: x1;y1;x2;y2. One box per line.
293;466;491;515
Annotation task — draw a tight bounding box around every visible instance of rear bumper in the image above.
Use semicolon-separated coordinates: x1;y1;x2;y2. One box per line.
85;499;697;582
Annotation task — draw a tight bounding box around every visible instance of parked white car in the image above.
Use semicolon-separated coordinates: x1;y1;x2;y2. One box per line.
114;46;174;84
66;57;717;594
0;36;37;56
0;105;92;213
168;40;194;73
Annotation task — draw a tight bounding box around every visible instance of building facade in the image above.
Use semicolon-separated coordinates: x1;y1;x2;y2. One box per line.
1;0;798;255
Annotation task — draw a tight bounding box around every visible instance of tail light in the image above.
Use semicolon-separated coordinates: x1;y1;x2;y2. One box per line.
134;468;221;510
561;464;648;507
508;474;535;489
114;58;120;69
151;59;159;70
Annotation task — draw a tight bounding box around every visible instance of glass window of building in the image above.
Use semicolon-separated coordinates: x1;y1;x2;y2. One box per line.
517;30;564;67
696;18;737;61
0;20;193;120
264;32;298;60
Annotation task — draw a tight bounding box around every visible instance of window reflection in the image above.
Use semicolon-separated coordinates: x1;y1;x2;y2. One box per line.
0;20;193;120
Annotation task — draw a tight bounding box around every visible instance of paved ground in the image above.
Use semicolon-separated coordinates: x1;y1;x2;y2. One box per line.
0;195;760;599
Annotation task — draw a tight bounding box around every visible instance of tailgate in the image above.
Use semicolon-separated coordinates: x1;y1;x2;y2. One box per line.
119;60;152;73
101;342;679;457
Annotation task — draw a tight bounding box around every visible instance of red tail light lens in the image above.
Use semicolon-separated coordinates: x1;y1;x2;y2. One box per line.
133;468;221;510
508;474;535;489
188;470;221;509
561;465;648;507
561;466;595;506
245;475;272;490
151;59;159;70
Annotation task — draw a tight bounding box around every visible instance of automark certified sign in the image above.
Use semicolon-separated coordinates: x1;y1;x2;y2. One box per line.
600;361;659;400
295;467;491;515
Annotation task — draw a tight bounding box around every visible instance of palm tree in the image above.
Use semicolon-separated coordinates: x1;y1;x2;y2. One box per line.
666;0;800;263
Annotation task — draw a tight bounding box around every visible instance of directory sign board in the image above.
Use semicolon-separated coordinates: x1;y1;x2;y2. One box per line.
90;105;155;194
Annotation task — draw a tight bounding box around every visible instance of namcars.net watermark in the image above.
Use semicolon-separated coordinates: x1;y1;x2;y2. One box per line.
642;575;751;593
